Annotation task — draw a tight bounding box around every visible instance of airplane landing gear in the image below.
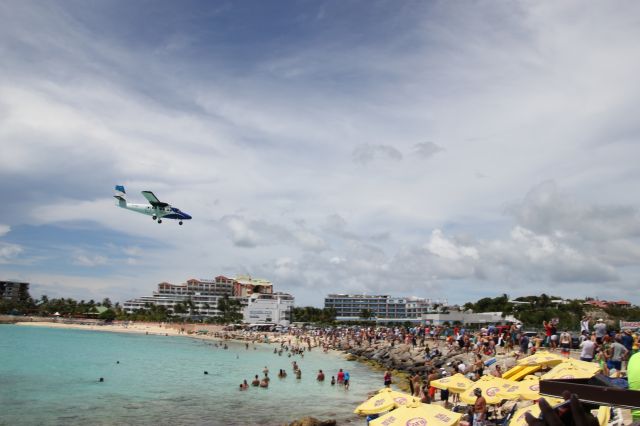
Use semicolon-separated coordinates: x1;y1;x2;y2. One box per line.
179;221;183;225
152;215;157;220
157;219;162;224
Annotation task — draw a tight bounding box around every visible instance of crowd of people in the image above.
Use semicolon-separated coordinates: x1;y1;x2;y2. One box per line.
219;318;638;423
237;339;352;392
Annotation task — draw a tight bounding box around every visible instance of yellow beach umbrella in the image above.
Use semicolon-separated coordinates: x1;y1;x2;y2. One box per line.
354;388;420;415
510;403;541;426
498;377;541;401
460;376;520;405
517;351;565;367
430;373;474;393
561;359;601;376
541;363;598;381
538;358;600;382
510;396;568;426
370;401;462;426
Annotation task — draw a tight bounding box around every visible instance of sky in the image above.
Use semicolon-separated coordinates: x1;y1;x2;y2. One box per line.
1;1;640;307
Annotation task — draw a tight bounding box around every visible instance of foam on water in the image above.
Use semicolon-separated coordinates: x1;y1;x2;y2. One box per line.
0;325;382;425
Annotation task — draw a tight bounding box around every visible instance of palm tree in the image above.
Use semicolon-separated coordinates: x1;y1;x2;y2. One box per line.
360;309;374;321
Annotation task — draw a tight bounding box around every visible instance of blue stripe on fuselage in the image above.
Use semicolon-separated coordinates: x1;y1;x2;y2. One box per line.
166;208;192;220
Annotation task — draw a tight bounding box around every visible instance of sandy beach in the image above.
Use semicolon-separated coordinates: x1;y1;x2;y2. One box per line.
12;319;341;353
14;319;215;337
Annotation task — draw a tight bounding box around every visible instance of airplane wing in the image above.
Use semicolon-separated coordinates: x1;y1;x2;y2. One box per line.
141;191;169;208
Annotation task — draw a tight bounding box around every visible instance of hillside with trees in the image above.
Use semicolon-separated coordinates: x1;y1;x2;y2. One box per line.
464;293;640;330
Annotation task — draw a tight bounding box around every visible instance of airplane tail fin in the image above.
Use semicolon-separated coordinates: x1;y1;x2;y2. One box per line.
114;185;127;207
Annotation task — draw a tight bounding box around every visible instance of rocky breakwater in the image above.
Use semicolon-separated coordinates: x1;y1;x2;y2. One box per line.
347;343;453;374
344;342;517;387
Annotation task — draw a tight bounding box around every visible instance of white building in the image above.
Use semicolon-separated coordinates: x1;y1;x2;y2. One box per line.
324;294;444;322
244;292;294;326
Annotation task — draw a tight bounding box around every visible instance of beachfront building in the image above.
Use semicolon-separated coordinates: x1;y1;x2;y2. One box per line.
0;281;29;302
244;292;294;326
123;275;285;321
123;276;238;317
324;294;444;322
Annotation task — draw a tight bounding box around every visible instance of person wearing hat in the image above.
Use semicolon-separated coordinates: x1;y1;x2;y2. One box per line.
594;319;607;345
472;388;486;426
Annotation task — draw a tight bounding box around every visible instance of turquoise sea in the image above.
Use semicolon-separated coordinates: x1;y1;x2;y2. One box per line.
0;325;381;425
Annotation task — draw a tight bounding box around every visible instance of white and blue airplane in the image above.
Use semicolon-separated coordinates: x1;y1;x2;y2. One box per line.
114;185;192;225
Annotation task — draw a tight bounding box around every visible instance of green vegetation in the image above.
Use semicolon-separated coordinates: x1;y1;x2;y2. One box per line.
215;295;243;324
464;293;639;330
463;293;585;329
604;305;640;322
360;309;374;321
291;306;336;324
0;290;240;324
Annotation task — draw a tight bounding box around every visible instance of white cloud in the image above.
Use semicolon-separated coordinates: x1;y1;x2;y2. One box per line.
0;224;10;237
293;229;327;252
72;252;108;267
425;229;479;261
0;242;23;263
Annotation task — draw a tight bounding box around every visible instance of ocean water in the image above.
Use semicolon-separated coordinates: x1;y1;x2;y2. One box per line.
0;325;381;426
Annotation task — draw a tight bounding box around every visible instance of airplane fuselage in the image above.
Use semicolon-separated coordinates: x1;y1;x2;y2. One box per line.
122;202;172;217
119;203;192;221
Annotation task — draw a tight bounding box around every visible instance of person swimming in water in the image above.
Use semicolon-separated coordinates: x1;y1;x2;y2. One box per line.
330;376;336;385
251;375;260;386
259;377;269;388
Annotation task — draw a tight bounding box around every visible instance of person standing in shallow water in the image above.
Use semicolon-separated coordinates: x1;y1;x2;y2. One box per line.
383;370;392;387
317;370;325;381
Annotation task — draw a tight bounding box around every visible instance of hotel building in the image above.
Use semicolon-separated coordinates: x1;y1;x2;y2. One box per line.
123;275;293;323
0;281;29;302
324;294;444;322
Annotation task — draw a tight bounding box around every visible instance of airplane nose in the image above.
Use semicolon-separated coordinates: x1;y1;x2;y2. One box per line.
184;213;192;220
